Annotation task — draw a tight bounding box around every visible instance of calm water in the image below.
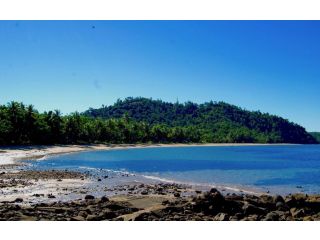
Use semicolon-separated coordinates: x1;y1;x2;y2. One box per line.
29;145;320;195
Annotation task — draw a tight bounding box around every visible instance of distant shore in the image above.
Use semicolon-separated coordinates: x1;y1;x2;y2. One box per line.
0;143;298;166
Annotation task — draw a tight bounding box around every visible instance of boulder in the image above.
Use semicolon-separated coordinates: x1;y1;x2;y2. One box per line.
100;196;109;203
290;208;305;218
273;195;285;204
242;203;267;216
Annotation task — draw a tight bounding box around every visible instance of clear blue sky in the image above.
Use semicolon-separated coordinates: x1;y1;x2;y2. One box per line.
0;21;319;131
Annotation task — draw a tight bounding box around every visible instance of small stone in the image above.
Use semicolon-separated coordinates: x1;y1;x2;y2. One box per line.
100;196;109;203
71;216;85;221
85;195;95;200
174;192;181;198
14;198;23;203
214;213;228;221
48;194;56;198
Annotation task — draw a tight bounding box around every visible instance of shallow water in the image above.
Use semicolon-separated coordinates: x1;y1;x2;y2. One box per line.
28;145;320;195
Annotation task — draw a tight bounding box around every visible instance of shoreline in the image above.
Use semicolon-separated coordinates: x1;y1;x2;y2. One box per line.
1;143;320;220
0;142;303;198
0;143;299;166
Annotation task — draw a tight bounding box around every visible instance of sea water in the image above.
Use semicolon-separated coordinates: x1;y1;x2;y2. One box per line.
28;145;320;195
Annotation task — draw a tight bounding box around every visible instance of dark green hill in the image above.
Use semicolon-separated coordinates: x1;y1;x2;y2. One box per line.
84;97;317;144
309;132;320;143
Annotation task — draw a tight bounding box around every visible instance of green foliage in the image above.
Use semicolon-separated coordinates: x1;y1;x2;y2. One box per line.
309;132;320;143
0;98;317;145
84;97;317;144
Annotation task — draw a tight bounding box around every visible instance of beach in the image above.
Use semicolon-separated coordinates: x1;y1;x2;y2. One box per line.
0;143;294;166
1;143;320;221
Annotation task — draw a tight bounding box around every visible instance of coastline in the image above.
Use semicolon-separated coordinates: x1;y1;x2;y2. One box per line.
0;143;298;166
1;143;320;220
0;142;300;201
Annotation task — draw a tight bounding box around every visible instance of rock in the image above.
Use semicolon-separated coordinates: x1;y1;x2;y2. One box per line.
245;214;259;221
242;203;267;216
290;208;305;218
71;216;85;221
210;188;219;194
275;201;286;209
14;198;23;203
273;195;285;204
174;193;181;198
141;190;148;195
213;213;228;221
101;210;117;219
162;200;170;205
85;195;95;200
100;196;109;203
263;212;279;221
285;197;297;208
229;216;239;221
97;178;102;182
86;215;98;221
78;211;88;218
303;216;313;221
48;194;56;199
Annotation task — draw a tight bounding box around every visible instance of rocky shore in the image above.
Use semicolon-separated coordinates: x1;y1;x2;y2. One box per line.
1;185;320;220
1;145;320;221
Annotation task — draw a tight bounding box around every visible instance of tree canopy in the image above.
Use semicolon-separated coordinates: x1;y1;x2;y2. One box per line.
0;98;317;145
84;97;318;144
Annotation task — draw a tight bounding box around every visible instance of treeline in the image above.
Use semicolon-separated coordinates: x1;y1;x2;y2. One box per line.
0;99;318;146
0;102;223;145
310;132;320;143
84;97;318;144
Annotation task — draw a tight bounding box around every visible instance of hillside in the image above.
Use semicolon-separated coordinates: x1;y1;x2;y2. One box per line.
84;97;317;144
310;132;320;143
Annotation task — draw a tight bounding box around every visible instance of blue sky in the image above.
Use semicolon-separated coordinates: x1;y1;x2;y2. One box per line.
0;21;319;131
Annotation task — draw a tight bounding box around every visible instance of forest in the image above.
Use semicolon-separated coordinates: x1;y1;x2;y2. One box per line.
0;98;318;145
310;132;320;143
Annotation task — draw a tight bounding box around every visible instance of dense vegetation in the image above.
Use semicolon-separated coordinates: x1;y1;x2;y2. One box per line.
310;132;320;143
84;97;317;144
0;98;317;146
